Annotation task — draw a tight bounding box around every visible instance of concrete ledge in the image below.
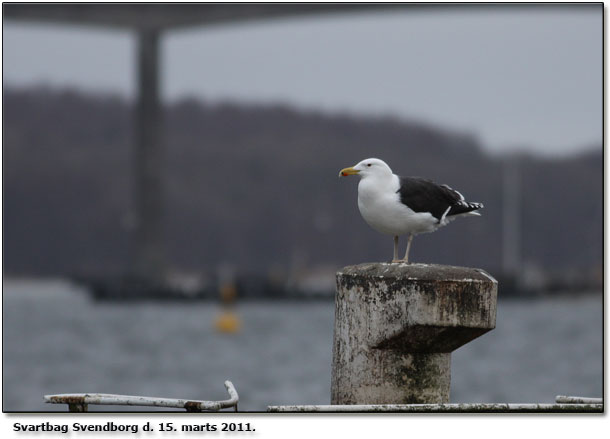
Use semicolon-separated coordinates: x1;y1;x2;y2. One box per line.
337;262;497;283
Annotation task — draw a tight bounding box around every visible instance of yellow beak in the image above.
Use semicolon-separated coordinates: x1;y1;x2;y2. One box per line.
339;166;360;177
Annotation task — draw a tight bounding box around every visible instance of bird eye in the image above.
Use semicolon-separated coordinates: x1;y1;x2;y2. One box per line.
367;163;372;167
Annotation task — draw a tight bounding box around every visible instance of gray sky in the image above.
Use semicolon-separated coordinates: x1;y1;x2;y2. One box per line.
2;7;602;156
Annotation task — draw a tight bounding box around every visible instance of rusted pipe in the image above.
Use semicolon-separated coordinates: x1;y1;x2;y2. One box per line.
44;380;238;412
268;403;602;413
555;395;602;404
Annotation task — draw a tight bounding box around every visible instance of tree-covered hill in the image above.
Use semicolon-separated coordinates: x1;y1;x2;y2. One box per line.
3;88;602;282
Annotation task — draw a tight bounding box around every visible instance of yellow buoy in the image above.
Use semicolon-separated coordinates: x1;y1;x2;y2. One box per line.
214;280;241;333
214;311;241;333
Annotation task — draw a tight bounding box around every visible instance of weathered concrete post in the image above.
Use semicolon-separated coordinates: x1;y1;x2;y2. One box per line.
331;263;497;405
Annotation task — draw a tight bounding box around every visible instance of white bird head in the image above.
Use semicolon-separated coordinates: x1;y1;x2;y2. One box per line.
339;158;393;179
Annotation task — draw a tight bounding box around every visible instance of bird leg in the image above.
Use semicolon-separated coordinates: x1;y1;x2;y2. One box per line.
392;235;399;262
403;234;414;263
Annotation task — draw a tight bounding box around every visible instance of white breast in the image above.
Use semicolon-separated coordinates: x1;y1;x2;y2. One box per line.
357;174;439;236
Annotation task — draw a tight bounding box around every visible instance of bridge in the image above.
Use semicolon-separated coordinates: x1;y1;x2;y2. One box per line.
4;3;406;282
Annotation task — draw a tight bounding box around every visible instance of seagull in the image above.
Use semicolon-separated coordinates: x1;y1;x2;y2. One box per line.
339;158;483;263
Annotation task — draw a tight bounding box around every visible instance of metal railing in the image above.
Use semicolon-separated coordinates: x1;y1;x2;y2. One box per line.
44;380;238;412
555;395;602;404
268;396;603;413
44;385;601;413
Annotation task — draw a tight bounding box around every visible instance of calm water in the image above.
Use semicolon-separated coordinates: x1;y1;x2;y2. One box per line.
2;279;603;412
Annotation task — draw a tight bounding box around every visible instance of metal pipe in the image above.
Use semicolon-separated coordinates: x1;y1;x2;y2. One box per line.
267;403;603;413
45;380;238;412
555;395;603;404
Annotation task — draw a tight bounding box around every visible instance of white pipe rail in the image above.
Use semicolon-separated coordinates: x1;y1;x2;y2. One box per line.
44;380;238;412
267;402;603;413
555;395;602;404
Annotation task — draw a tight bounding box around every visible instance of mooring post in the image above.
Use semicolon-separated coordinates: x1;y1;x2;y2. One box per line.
331;263;497;405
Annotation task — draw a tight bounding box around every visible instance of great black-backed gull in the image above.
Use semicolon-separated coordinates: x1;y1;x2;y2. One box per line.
339;158;483;263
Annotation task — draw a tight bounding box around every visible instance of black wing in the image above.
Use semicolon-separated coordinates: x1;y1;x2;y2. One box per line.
397;177;483;221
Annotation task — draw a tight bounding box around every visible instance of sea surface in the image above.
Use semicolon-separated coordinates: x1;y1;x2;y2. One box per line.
2;279;603;412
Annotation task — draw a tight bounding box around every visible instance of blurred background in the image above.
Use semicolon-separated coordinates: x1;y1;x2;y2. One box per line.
2;3;602;411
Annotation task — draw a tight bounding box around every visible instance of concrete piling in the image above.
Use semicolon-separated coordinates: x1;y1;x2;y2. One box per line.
331;263;497;405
